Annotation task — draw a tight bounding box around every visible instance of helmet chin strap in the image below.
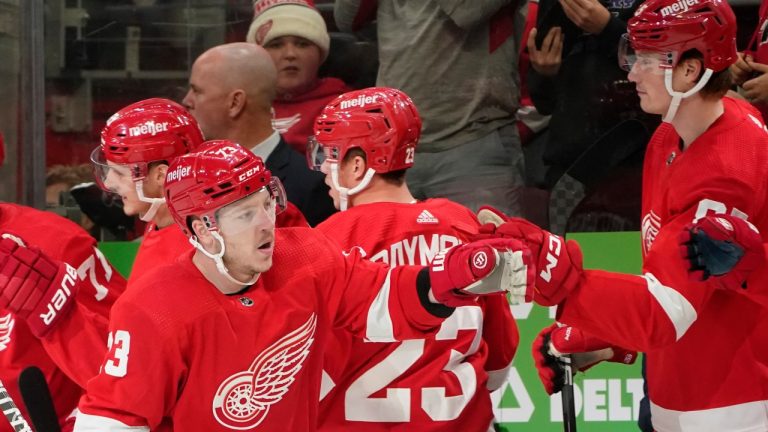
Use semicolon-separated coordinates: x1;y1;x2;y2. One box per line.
135;181;166;222
189;231;260;286
663;67;714;123
330;163;376;211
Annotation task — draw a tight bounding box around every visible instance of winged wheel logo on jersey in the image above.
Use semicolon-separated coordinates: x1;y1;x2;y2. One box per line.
211;313;316;429
0;314;14;352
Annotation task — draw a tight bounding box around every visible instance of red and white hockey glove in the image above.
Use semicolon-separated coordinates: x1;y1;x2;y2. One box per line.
680;214;765;291
532;323;637;394
0;232;79;338
475;206;584;305
429;238;535;307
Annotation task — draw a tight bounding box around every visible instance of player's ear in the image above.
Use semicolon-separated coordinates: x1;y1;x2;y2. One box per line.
350;155;367;181
680;57;703;85
190;218;215;249
151;163;169;187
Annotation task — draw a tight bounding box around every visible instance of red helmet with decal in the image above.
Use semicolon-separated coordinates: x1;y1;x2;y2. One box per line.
92;98;205;185
308;87;422;173
627;0;737;71
164;140;287;236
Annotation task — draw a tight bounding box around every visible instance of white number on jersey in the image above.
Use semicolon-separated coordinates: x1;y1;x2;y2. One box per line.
693;199;748;224
345;306;483;422
104;330;131;378
76;246;114;301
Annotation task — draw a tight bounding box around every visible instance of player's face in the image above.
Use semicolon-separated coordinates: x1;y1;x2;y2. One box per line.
217;189;277;277
628;51;673;115
102;162;149;217
263;36;322;97
320;158;358;210
183;60;228;140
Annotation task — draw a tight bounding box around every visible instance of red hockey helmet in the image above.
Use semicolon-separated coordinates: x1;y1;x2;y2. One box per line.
308;87;422;173
92;98;205;186
627;0;737;72
165;140;287;236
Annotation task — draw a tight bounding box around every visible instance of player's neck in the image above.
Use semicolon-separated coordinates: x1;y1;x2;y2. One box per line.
350;182;415;207
152;204;175;229
671;97;724;150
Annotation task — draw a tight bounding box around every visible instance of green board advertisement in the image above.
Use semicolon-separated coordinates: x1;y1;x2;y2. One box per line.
100;231;645;431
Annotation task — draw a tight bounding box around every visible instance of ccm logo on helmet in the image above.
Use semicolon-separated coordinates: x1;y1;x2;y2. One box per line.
166;165;191;183
40;264;78;326
129;121;169;137
340;95;378;110
660;0;698;16
238;167;262;182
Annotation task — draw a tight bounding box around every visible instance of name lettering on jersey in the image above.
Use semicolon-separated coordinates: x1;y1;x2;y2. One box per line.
370;234;461;267
540;235;562;283
0;390;32;432
128;120;169;137
212;314;316;429
660;0;697;16
340;95;378;110
166;165;191;183
39;264;78;326
0;314;14;352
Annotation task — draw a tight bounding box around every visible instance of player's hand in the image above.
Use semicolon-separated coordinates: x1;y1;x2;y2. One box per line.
475;206;584;306
680;214;765;291
560;0;611;34
532;323;637;394
428;238;534;307
0;232;79;338
527;27;564;77
730;52;754;87
742;60;768;104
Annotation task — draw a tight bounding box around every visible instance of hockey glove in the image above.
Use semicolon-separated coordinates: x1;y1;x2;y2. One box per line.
0;232;79;338
680;214;765;291
429;238;534;307
476;206;584;305
532;323;637;394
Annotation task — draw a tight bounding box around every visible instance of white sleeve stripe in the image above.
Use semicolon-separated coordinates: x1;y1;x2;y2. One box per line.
486;362;513;392
644;272;697;340
364;269;396;342
74;412;149;431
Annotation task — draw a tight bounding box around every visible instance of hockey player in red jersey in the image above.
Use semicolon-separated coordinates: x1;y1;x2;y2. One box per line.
91;97;308;283
73;140;533;431
307;87;519;430
479;0;768;430
0;203;127;431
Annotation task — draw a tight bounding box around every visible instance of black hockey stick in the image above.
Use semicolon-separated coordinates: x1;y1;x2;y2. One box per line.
561;355;578;432
0;378;33;432
19;367;61;432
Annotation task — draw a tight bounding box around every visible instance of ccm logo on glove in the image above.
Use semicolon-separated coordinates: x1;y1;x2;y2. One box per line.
540;235;562;283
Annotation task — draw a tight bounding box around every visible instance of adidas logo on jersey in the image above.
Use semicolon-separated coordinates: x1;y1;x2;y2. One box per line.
416;210;439;224
660;0;698;16
340;95;378;110
128;120;169;137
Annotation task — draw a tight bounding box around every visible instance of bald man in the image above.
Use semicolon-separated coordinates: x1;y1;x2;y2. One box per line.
184;42;335;226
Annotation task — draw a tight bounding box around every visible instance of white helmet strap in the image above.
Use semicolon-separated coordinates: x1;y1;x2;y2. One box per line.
663;67;714;123
135;180;166;222
330;163;376;211
189;231;260;286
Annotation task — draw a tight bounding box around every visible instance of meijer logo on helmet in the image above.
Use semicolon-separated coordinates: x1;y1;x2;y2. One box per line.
167;165;191;182
340;95;378;110
660;0;698;16
129;121;169;137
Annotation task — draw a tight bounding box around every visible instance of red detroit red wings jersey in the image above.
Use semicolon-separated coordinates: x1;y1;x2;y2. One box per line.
0;203;126;432
558;97;768;429
316;199;518;431
77;227;443;431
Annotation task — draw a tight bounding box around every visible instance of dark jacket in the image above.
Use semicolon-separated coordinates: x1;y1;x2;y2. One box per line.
266;138;336;226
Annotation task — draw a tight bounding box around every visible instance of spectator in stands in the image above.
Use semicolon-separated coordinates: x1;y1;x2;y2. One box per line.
334;1;524;216
45;164;96;234
182;42;336;226
247;0;351;155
